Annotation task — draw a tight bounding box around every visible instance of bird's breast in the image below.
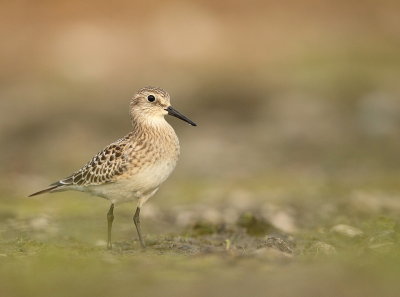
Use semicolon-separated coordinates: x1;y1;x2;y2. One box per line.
124;131;180;194
134;157;178;189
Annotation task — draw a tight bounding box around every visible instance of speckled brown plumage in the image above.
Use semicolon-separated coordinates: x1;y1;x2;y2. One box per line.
57;136;131;186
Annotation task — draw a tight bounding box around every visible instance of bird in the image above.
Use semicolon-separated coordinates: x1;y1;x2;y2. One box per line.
29;86;197;249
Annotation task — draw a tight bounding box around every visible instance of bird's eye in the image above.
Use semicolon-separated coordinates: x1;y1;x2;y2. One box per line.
147;95;156;102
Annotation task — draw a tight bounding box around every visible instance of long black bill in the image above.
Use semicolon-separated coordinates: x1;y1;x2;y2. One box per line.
166;106;197;126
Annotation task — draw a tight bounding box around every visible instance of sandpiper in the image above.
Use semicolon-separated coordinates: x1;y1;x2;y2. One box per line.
29;87;197;249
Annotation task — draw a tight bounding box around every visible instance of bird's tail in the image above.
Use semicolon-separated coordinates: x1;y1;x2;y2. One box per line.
28;185;60;197
28;180;69;197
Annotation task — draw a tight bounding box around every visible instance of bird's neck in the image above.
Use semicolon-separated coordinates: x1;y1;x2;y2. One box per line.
130;114;180;157
131;114;173;135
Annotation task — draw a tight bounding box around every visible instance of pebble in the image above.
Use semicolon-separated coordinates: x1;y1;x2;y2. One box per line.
330;224;363;238
268;211;297;234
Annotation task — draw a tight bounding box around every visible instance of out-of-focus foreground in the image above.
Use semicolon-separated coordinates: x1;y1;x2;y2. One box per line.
1;1;400;297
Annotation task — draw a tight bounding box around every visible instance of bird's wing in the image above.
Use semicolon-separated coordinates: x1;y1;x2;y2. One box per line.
29;135;137;197
57;135;135;187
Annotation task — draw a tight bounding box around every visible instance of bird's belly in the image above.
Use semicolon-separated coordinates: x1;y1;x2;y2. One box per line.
86;159;177;204
131;158;177;191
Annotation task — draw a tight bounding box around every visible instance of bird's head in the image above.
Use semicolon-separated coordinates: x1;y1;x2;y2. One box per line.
130;87;197;126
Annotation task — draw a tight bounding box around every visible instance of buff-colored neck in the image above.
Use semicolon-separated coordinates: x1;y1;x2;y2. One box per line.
131;113;173;135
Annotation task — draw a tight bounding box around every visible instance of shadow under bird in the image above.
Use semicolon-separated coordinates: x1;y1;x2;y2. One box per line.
29;87;197;249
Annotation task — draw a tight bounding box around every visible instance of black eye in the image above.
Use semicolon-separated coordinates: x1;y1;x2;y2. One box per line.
147;95;156;102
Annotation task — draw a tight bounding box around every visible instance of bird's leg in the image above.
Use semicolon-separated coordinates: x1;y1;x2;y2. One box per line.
133;207;145;248
107;204;114;250
133;190;157;249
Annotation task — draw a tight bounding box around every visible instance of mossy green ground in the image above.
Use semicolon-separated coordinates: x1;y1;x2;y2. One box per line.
1;176;400;297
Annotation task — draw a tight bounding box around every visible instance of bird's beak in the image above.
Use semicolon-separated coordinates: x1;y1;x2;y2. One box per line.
165;106;197;126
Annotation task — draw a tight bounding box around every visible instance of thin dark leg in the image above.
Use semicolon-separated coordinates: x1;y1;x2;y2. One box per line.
133;207;145;248
107;204;114;250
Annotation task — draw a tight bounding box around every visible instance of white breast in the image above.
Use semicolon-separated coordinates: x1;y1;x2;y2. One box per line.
130;158;178;192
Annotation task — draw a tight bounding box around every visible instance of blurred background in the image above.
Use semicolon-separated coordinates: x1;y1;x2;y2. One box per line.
1;1;400;296
1;0;400;188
